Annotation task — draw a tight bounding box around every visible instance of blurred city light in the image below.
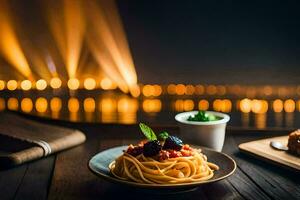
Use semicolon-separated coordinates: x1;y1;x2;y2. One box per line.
0;80;5;90
21;98;33;113
284;99;295;113
36;79;47;90
84;98;96;112
67;78;80;90
7;97;18;110
35;97;48;113
84;78;96;90
50;97;62;112
50;77;62;89
273;99;283;113
7;80;18;91
20;80;32;91
198;99;209;110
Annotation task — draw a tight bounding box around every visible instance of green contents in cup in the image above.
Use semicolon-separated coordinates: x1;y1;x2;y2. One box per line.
187;111;223;122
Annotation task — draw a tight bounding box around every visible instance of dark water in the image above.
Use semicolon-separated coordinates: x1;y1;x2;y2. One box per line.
0;89;300;130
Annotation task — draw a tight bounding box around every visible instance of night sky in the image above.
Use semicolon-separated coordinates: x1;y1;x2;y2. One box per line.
118;0;300;85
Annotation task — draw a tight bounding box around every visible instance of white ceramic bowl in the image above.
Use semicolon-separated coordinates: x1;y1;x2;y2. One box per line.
175;111;230;152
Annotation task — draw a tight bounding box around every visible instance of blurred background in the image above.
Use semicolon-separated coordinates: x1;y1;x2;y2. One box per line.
0;0;300;129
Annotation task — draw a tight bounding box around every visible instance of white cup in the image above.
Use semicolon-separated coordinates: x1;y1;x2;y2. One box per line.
175;111;230;152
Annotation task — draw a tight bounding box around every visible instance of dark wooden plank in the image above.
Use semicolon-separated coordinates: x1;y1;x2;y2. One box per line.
47;128;116;200
222;136;272;200
14;155;56;200
47;125;144;200
48;142;99;199
233;134;300;200
0;164;27;200
201;180;243;200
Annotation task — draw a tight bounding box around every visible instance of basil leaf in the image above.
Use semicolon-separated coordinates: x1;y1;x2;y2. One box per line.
139;123;157;141
158;131;169;140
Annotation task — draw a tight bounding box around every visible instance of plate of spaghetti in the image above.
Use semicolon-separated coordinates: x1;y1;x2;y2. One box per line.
88;123;236;190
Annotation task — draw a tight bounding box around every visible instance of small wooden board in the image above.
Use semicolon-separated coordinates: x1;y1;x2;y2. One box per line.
239;136;300;171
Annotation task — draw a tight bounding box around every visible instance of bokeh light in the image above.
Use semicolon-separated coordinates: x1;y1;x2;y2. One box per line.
68;98;80;112
174;100;184;112
213;99;222;111
167;84;176;95
100;98;117;113
21;98;33;113
50;77;62;89
129;84;141;98
68;78;80;90
0;80;5;90
206;85;217;95
273;99;283;113
84;98;96;112
100;98;117;123
251;99;268;114
183;99;194;111
263;86;273;96
117;98;138;124
117;97;138;113
185;85;195;95
195;85;205;95
7;80;18;91
216;85;226;95
36;79;47;90
240;98;252;113
50;97;62;112
175;84;185;95
100;78;114;90
35;97;48;113
142;99;162;113
223;99;232;113
213;99;232;113
84;78;96;90
198;99;209;110
142;85;154;97
153;85;162;96
284;99;295;113
174;99;194;111
7;97;18;110
20;80;32;91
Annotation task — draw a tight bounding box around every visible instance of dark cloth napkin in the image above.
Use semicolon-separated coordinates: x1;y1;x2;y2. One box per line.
0;112;86;168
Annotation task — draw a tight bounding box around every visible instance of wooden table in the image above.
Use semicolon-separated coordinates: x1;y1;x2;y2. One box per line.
1;119;300;200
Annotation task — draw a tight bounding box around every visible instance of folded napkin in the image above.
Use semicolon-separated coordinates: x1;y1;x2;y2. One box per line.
0;112;86;168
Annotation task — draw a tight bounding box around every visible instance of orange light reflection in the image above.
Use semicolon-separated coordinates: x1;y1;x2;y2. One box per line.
7;98;18;111
143;99;162;113
21;98;33;113
198;100;209;110
35;97;48;113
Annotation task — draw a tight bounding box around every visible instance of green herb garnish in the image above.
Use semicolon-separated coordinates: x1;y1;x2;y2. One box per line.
158;131;169;140
187;111;222;122
139;123;157;141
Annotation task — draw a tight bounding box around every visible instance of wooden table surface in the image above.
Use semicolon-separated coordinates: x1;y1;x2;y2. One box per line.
1;118;300;200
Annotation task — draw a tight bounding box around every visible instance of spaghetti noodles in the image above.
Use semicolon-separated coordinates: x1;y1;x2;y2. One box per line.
109;123;219;184
109;147;219;184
